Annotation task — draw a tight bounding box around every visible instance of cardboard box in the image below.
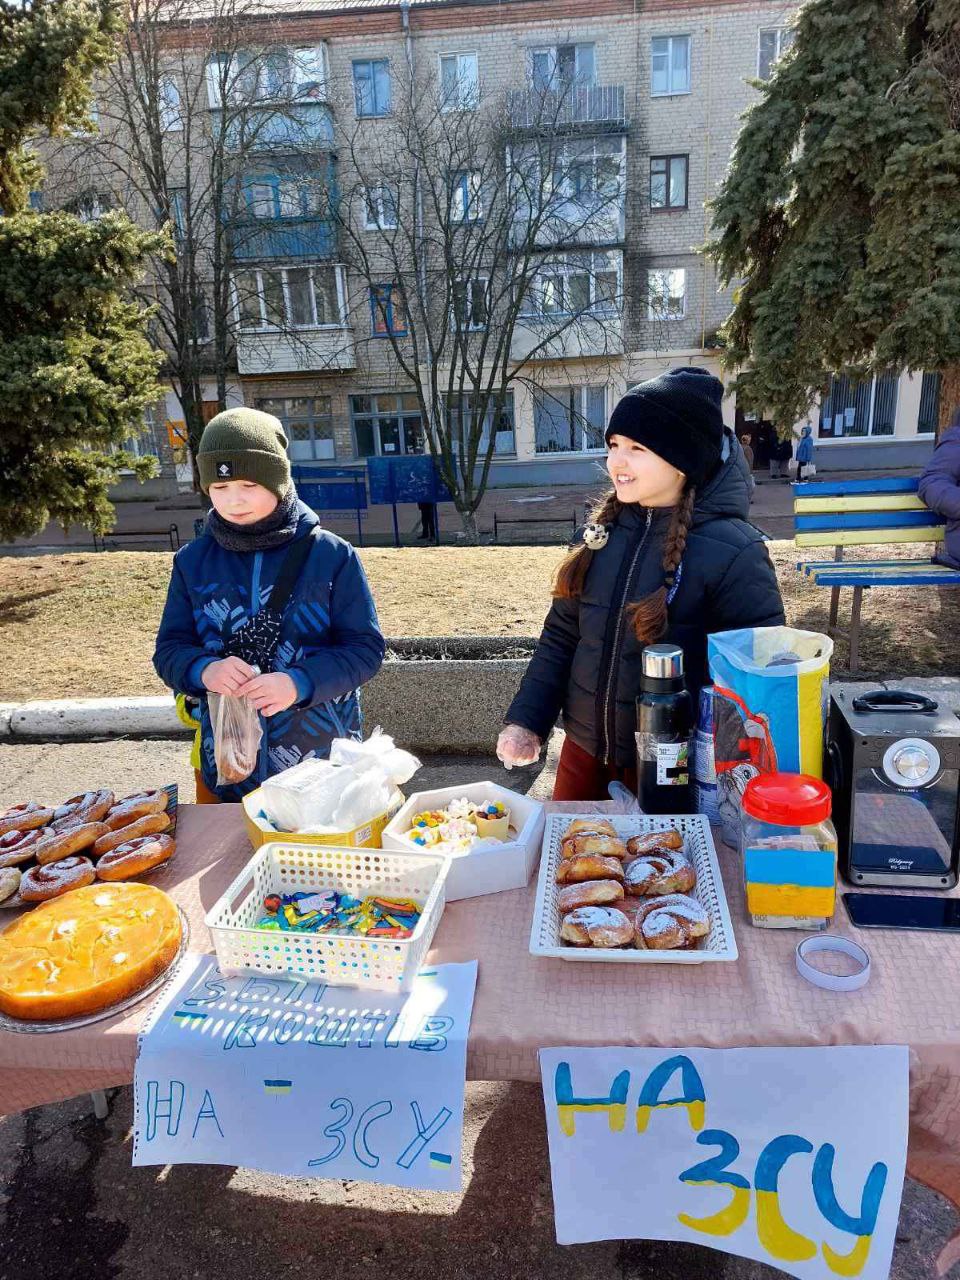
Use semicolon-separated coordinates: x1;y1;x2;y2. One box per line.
241;787;404;850
382;781;545;901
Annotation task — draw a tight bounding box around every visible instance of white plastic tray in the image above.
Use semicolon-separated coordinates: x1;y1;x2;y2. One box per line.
529;813;738;965
204;842;450;992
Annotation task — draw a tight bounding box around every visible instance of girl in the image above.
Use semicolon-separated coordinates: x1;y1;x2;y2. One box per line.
154;408;385;802
497;367;785;801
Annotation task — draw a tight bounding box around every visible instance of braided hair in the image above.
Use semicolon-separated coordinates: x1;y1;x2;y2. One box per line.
553;486;697;647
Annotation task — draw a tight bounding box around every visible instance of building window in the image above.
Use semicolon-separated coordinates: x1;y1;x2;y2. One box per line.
650;154;688;210
918;372;942;435
257;395;335;461
818;373;899;439
353;59;391;118
234;264;342;329
447;393;516;456
69;192;112;221
647;267;686;320
452;278;488;331
244;173;324;219
370;284;407;336
193;291;211;343
758;28;795;81
440;52;479;111
531;42;596;90
450;170;483;222
206;46;327;108
119;405;161;460
566;139;623;201
351;393;424;456
651;35;691;96
521;252;620;317
158;73;183;131
364;185;398;230
534;385;607;453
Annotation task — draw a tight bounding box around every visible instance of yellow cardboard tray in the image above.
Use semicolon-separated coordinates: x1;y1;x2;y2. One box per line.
241;787;404;850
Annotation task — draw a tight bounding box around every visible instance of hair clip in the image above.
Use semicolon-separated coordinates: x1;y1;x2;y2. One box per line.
582;523;610;551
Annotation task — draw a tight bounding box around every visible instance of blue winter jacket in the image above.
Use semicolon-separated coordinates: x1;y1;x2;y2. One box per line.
153;501;385;799
796;427;815;465
919;421;960;569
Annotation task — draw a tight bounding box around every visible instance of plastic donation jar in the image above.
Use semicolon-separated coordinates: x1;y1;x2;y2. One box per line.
740;773;837;930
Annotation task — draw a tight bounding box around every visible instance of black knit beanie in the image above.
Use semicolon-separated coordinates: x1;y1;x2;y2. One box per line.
605;367;725;487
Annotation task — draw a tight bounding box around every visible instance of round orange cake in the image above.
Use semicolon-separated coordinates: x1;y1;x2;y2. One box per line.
0;882;182;1021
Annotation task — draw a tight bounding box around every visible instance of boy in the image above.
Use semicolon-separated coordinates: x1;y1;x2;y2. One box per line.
154;408;385;802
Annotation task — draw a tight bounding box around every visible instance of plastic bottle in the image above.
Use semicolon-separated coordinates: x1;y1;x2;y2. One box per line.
635;644;694;814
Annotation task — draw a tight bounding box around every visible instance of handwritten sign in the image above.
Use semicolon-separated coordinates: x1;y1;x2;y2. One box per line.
539;1046;908;1280
133;954;477;1191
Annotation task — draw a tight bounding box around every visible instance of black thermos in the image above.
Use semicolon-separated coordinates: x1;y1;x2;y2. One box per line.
635;643;694;814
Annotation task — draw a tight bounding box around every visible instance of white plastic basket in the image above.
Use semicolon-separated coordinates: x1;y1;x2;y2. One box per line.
530;813;738;965
204;841;450;992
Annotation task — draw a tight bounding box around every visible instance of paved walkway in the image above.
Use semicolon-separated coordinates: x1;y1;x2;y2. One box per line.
4;471;802;554
0;735;957;1280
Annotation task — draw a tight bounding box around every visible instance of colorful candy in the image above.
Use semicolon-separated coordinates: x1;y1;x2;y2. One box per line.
254;889;423;939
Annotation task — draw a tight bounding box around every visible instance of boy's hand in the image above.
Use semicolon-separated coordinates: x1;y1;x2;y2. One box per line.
201;656;256;696
236;672;299;717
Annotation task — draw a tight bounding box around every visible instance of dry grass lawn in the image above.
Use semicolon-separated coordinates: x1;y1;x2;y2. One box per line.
0;542;955;701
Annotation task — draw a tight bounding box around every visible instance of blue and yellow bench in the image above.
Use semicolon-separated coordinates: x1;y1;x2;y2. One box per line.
794;477;960;672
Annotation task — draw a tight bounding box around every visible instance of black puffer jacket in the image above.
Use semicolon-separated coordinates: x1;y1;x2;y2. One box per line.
505;438;785;768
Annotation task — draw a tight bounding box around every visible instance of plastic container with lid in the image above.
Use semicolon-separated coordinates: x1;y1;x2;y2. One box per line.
740;773;837;930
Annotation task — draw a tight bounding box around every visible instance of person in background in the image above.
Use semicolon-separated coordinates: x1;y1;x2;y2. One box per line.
919;407;960;569
770;432;792;481
417;500;437;541
796;424;816;481
739;434;755;472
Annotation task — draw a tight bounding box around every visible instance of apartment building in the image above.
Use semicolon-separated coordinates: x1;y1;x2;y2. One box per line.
43;0;941;495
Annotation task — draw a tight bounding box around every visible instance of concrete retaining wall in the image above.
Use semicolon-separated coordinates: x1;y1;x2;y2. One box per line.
3;653;533;754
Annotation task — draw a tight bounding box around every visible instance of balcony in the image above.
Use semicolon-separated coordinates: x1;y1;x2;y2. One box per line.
232;216;336;262
508;84;626;133
510;313;623;363
513;202;625;251
236;327;356;375
213;102;335;154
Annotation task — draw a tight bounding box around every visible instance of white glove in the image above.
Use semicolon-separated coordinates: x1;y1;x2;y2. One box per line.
496;724;542;770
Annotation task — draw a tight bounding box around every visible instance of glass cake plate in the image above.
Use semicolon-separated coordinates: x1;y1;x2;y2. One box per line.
0;907;190;1034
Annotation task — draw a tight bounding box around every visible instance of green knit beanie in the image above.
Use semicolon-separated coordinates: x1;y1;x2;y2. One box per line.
196;408;292;497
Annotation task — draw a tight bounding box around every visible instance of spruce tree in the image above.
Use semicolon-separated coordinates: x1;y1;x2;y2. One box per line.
709;0;960;433
0;0;166;541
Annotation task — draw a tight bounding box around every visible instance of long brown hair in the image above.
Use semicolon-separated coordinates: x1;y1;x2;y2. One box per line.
553;487;697;648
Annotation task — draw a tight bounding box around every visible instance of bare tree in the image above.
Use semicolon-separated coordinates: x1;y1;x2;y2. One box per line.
329;58;627;540
48;0;333;472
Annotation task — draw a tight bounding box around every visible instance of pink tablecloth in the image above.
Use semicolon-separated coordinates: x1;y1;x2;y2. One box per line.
2;803;960;1271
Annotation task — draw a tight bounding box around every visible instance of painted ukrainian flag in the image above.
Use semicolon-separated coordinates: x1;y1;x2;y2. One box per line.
708;626;831;777
263;1079;293;1095
172;1010;208;1027
745;846;837;918
429;1152;452;1169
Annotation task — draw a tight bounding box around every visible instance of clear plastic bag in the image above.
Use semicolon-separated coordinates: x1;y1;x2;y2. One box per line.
329;727;420;786
209;688;263;787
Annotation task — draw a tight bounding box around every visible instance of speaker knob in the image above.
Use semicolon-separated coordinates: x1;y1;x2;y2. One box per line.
882;737;941;787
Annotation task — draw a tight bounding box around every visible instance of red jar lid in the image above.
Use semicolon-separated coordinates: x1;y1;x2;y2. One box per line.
742;773;832;825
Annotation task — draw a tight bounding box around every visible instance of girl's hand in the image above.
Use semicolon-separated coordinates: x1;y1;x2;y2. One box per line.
496;724;542;769
201;656;256;696
236;671;299;717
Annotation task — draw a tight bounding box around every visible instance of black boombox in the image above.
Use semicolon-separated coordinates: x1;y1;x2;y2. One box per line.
827;685;960;889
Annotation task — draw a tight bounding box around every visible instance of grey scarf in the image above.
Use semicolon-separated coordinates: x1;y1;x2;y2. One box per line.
206;486;301;552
